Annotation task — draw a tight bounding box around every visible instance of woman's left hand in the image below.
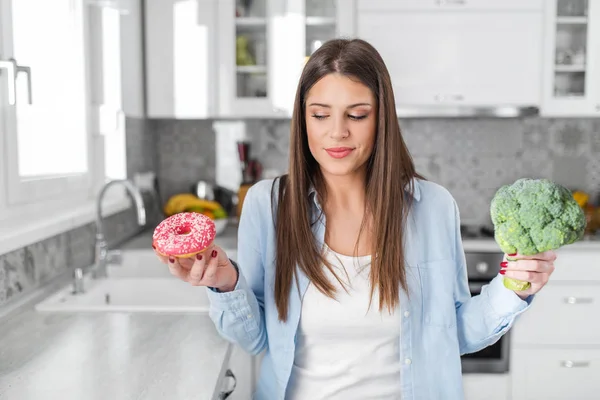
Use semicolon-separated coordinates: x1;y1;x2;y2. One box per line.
500;251;557;299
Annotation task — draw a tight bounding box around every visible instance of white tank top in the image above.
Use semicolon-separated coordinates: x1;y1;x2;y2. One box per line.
286;245;402;399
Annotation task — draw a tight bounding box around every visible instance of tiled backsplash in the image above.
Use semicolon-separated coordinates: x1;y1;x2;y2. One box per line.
0;117;157;311
151;117;600;226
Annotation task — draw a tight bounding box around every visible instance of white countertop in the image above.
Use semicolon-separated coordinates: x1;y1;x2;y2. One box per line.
0;304;232;400
462;237;600;253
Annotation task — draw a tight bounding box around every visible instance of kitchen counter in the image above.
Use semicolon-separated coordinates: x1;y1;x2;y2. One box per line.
0;222;242;400
462;235;600;253
0;308;231;400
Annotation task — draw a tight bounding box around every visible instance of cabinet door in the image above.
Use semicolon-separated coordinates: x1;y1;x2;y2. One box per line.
224;345;254;400
462;374;509;400
358;11;542;108
541;0;600;116
358;0;542;12
217;0;282;117
511;283;600;346
145;0;217;118
511;348;600;400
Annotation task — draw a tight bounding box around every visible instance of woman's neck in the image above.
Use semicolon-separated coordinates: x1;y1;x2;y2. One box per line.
321;170;367;215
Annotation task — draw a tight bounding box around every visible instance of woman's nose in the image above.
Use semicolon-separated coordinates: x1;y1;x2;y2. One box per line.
329;116;349;140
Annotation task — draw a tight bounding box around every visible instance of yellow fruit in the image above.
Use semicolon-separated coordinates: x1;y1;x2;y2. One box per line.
164;194;199;216
573;191;589;208
192;199;223;212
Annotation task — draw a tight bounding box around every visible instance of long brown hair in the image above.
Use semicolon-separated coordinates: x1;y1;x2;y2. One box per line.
273;38;422;322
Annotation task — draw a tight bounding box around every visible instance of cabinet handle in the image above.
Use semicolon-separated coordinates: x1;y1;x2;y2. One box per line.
0;58;32;105
218;369;237;400
16;64;33;104
0;59;17;105
436;0;467;5
564;296;594;304
561;360;590;368
434;94;465;102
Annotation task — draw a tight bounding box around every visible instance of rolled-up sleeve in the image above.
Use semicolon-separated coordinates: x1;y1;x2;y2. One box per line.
451;200;533;355
205;183;268;355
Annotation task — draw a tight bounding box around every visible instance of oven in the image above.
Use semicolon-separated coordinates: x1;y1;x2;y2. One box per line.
460;250;510;374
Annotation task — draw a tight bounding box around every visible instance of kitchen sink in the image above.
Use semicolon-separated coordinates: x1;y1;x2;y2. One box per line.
35;248;237;313
35;277;211;313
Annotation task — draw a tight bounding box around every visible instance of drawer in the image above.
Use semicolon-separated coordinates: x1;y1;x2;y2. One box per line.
512;285;600;346
511;348;600;400
358;0;543;12
551;248;600;282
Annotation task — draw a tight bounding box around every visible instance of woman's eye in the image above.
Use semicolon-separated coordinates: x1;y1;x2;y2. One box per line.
349;115;367;121
312;114;328;120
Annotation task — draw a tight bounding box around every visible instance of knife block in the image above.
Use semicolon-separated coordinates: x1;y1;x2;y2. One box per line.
236;183;253;219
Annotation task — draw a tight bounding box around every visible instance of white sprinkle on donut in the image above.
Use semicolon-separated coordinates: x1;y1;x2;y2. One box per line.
153;212;216;256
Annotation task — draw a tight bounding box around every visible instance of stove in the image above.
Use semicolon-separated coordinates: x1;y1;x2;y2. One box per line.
459;224;509;374
460;224;495;239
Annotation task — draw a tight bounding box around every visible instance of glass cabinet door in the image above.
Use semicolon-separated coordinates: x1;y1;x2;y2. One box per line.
543;0;600;116
553;0;589;98
304;0;337;61
235;0;268;99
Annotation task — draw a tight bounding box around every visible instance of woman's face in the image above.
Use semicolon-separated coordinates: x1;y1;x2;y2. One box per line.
305;73;377;179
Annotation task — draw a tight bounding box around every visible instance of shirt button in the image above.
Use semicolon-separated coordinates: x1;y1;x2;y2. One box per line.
405;358;412;365
404;311;410;318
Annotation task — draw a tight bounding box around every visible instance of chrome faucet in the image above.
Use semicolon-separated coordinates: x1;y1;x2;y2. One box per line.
93;179;147;279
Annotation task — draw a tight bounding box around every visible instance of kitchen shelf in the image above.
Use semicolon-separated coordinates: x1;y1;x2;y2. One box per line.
235;17;267;27
306;17;336;26
236;65;267;73
555;64;586;72
556;16;588;24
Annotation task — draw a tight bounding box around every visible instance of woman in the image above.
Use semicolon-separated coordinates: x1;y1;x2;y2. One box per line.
155;39;556;399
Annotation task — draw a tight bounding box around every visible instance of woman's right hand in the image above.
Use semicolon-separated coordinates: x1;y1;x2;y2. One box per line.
153;244;238;292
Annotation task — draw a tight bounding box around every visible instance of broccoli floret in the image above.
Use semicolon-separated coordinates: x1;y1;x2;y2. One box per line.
490;178;587;291
490;178;586;256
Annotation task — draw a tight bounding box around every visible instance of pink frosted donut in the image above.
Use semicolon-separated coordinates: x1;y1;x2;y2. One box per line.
153;212;216;257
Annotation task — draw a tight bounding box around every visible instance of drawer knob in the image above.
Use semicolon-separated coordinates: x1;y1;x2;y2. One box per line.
561;360;590;368
564;296;594;304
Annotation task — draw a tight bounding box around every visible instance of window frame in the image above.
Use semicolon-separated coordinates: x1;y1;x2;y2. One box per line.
0;0;131;253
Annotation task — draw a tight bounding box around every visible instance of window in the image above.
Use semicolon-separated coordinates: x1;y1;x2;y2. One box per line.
0;0;131;233
1;0;93;207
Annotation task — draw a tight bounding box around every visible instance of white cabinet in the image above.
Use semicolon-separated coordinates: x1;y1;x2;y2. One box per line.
510;247;600;400
144;0;218;118
541;0;600;116
359;0;543;12
358;10;542;109
218;345;254;400
511;349;600;400
216;0;355;118
357;0;543;110
462;374;509;400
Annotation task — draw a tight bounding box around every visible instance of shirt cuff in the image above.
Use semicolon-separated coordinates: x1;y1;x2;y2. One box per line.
485;274;534;318
205;265;250;311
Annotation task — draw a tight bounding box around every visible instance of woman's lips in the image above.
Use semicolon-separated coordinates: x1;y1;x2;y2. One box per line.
325;147;354;159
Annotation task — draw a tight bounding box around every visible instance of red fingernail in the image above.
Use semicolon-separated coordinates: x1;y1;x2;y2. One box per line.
211;250;217;258
169;257;175;263
500;261;508;268
508;253;517;257
196;254;203;261
499;269;506;275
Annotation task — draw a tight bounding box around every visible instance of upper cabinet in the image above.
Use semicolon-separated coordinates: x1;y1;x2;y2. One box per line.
145;0;218;118
216;0;355;118
357;0;544;113
541;0;600;116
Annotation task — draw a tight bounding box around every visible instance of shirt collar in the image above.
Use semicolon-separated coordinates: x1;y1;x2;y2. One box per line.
307;177;421;206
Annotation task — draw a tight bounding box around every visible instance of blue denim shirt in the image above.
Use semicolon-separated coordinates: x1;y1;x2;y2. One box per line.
206;178;532;399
